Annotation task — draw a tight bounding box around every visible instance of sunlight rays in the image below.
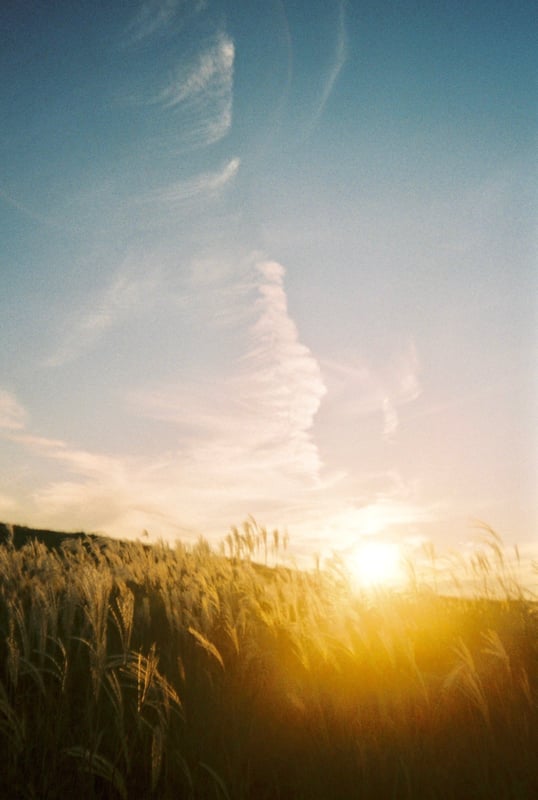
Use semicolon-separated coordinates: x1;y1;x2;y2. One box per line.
346;539;404;589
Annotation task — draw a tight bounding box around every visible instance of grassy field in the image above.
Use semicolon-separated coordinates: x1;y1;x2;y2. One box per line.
0;521;536;799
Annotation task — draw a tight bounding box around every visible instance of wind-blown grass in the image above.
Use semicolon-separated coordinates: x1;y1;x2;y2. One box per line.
0;521;536;799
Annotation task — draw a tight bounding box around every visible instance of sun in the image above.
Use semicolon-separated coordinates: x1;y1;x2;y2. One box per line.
347;540;404;589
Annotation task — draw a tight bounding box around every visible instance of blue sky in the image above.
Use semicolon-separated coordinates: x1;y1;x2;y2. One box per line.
1;0;536;572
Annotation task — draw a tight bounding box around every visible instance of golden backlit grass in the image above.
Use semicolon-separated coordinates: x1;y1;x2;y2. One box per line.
0;522;536;799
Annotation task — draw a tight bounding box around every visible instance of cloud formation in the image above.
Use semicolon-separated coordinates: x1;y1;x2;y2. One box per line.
133;258;327;485
145;157;240;207
238;261;327;468
6;431;136;533
3;256;329;540
45;261;163;367
0;186;62;229
1;293;428;553
381;341;421;440
123;0;207;46
156;32;234;146
4;254;425;547
303;0;348;136
0;389;27;430
320;339;422;441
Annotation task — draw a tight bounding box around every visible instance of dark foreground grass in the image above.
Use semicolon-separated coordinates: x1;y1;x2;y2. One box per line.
0;521;536;799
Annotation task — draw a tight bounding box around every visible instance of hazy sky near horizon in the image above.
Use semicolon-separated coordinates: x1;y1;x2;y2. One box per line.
1;0;536;565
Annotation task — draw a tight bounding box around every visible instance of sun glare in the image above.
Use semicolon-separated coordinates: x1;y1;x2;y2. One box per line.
347;540;404;589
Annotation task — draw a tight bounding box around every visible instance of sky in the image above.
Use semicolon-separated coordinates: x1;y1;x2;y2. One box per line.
1;0;536;575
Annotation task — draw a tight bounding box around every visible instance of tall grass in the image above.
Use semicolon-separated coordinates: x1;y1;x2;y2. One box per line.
0;522;536;798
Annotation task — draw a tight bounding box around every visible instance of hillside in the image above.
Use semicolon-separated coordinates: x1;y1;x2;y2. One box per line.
0;522;537;798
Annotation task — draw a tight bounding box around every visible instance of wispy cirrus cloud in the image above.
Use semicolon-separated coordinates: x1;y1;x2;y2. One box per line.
3;256;328;540
0;389;27;430
237;261;327;469
7;432;123;479
1;303;426;550
45;261;163;368
3;256;423;549
0;185;63;229
155;32;235;146
381;342;421;439
123;0;207;47
133;258;327;483
6;312;421;542
303;0;348;137
320;339;421;441
143;156;240;207
6;430;137;533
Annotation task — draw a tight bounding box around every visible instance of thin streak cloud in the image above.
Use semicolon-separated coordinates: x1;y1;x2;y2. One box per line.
144;157;240;206
304;0;348;136
319;340;421;441
7;432;123;479
382;397;399;440
0;390;27;431
0;186;62;229
8;432;136;532
45;264;162;368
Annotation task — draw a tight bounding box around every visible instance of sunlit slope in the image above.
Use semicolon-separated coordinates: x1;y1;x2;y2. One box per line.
0;523;537;799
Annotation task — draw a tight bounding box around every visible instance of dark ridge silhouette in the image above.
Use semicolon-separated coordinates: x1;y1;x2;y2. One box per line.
0;521;292;582
0;521;102;551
